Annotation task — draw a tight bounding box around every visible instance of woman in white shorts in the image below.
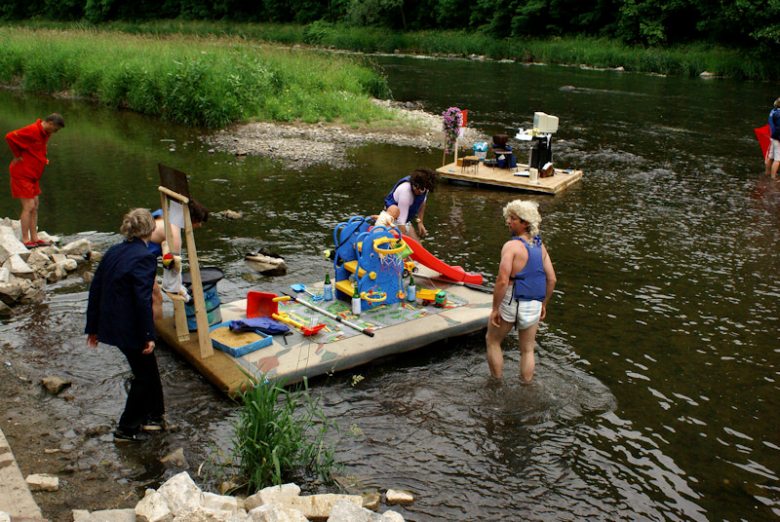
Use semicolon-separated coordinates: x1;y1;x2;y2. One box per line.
485;200;557;382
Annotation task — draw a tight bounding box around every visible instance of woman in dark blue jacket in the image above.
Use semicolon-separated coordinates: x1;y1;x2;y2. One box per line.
85;208;163;442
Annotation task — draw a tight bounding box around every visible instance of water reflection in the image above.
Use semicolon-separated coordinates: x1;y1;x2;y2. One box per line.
2;55;780;520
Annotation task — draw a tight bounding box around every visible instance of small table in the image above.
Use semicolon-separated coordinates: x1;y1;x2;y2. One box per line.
461;156;479;174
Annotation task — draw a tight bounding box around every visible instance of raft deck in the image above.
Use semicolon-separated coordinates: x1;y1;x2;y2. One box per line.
436;161;583;195
155;267;492;395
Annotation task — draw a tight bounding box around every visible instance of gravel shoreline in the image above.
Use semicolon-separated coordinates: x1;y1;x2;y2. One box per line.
202;100;489;170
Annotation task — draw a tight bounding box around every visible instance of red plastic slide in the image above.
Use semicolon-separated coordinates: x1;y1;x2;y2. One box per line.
401;234;483;285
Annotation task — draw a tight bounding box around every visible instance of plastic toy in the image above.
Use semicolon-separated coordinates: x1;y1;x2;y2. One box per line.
402;260;419;278
417;288;447;307
333;217;407;308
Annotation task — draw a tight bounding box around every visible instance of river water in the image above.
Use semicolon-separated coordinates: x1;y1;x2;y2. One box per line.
1;56;779;521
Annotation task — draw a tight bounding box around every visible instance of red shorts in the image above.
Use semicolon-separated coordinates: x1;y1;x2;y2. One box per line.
10;173;40;199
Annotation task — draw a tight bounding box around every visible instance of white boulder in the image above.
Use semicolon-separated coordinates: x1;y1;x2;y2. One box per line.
0;226;28;263
156;471;202;515
26;473;59;491
135;489;174;522
60;238;92;256
248;504;308;522
3;254;34;279
244;484;301;511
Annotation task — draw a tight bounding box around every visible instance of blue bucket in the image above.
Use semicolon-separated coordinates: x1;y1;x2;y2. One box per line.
182;267;224;331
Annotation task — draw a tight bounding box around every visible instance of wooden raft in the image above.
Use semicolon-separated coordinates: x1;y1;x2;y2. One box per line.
436;161;583;195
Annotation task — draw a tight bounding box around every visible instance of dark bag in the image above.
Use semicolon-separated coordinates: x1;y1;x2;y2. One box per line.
229;318;289;335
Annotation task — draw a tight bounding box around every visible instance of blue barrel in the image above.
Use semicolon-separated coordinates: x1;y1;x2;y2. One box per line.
182;267;224;331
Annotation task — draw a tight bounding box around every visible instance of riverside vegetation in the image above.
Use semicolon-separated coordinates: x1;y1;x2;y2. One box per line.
6;20;774;82
0;26;394;128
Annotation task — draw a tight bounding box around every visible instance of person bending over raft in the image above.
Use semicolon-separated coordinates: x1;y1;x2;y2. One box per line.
85;209;168;442
485;200;556;382
148;199;209;321
383;167;440;241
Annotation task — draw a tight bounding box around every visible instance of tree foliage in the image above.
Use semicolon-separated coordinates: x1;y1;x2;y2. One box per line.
1;0;778;51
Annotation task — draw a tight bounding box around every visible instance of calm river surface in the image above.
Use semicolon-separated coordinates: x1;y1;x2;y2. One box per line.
2;56;779;521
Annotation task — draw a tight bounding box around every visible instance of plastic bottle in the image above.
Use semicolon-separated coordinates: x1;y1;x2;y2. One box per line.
323;272;333;301
351;283;361;316
407;275;416;302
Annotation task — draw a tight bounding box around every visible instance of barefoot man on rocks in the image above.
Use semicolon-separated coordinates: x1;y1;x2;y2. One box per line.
5;113;65;249
486;200;556;382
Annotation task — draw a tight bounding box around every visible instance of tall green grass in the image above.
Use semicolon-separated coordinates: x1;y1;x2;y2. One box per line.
0;26;393;127
229;377;338;491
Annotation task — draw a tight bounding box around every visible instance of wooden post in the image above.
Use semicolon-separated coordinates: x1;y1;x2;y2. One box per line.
159;191;190;343
158;186;213;359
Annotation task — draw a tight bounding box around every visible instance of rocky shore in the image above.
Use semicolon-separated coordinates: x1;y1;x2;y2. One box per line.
1;469;412;522
0;218;99;315
202;100;489;170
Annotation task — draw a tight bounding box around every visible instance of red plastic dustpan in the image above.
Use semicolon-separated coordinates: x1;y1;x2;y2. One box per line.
247;291;285;318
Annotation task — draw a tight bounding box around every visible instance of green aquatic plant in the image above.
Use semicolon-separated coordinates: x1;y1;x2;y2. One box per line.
230;376;338;491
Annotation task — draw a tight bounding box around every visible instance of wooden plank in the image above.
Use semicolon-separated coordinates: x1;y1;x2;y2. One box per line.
436;161;583;195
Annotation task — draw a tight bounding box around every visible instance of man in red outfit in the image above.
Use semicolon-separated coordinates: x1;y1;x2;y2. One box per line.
5;113;65;248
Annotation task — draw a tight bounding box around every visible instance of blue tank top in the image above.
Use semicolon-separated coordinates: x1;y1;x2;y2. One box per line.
384;176;427;222
147;209;164;258
511;237;546;302
771;108;780;140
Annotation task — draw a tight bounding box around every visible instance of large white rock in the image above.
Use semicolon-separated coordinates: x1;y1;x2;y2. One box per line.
248;504;308;522
55;258;78;272
325;500;405;522
60;238;92;256
0;226;28;263
156;472;202;515
25;248;50;269
3;254;34;279
379;511;404;522
26;473;59;491
279;494;363;520
0;281;23;303
0;511;10;522
384;490;413;506
45;263;68;283
136;489;174;522
244;484;301;511
201;492;238;513
81;508;135;522
0;266;9;284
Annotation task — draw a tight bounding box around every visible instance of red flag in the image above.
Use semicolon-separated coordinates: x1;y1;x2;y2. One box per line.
461;110;467;127
755;125;771;158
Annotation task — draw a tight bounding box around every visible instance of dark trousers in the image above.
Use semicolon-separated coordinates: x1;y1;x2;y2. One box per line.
117;345;165;433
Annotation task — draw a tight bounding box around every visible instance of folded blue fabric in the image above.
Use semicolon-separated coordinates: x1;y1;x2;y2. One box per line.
229;318;289;335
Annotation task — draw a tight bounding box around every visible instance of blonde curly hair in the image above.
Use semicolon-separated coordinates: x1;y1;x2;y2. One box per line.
503;200;542;237
119;208;155;241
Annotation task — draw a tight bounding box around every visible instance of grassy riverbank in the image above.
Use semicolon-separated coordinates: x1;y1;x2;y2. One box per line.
5;20;772;81
0;26;393;128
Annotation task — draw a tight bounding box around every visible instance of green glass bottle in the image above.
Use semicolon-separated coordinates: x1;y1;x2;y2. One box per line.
351;283;361;315
323;272;333;301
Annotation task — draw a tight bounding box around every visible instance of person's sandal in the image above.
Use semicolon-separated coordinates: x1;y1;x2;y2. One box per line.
35;240;53;247
141;417;180;432
23;242;37;249
113;429;150;442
